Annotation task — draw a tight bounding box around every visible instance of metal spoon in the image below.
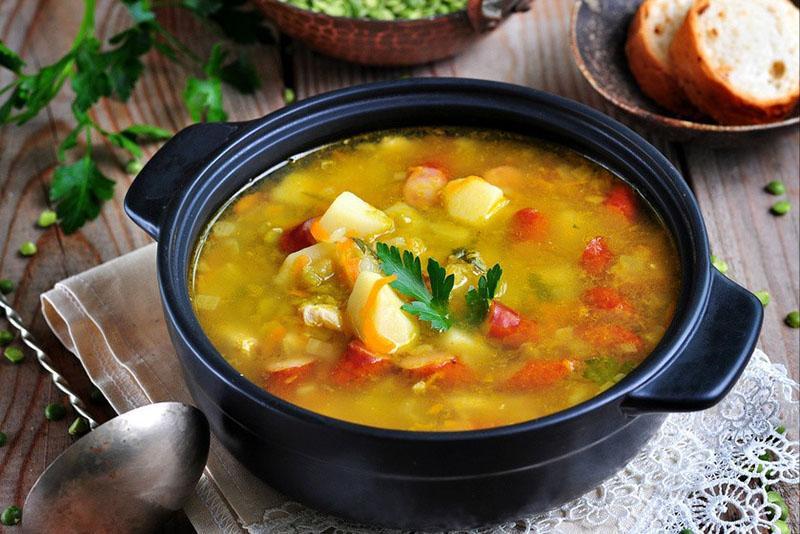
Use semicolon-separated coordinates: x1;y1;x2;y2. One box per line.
0;295;210;533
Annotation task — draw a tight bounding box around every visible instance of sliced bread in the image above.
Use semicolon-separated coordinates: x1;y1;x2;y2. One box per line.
669;0;800;125
626;0;696;114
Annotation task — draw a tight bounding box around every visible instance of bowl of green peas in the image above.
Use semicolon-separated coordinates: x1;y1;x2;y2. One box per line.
253;0;531;65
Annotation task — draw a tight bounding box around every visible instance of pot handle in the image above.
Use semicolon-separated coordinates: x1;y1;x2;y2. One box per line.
467;0;532;32
124;121;244;239
621;269;763;414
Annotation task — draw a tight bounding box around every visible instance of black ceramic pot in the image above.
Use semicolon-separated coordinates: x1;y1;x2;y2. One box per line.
125;79;762;530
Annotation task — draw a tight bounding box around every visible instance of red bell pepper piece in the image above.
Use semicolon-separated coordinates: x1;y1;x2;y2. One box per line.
604;184;638;221
581;236;614;275
508;208;549;242
279;217;317;254
330;340;393;385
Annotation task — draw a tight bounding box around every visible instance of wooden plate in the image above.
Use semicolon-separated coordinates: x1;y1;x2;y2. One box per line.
570;0;799;145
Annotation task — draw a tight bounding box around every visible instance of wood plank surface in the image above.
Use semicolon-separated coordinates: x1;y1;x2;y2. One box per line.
0;0;797;532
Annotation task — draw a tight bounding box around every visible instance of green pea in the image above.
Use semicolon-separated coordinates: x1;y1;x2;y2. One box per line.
0;279;14;294
679;530;694;534
36;210;57;228
68;417;90;437
0;506;21;526
0;432;6;447
0;330;13;346
785;310;800;329
125;159;144;175
771;200;791;216
4;346;24;364
773;520;789;534
710;254;729;275
282;87;296;105
45;403;66;421
754;291;770;306
776;425;786;434
19;241;37;257
765;181;786;195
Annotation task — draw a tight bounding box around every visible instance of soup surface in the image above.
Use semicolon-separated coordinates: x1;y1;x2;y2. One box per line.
191;128;680;431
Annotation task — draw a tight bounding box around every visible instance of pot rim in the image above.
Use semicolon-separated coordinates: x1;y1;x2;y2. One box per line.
156;78;712;442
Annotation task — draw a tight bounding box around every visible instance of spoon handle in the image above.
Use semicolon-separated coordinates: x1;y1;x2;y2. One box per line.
0;294;98;429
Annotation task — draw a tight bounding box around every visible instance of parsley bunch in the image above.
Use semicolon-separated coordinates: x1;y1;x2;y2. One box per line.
0;0;273;233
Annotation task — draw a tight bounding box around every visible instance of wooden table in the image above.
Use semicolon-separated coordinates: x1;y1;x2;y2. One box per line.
1;1;797;532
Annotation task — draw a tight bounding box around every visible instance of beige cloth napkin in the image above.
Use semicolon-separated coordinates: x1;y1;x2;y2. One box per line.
40;244;282;534
40;244;797;534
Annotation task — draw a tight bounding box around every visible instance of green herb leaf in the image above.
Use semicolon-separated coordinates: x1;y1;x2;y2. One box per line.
183;77;226;122
106;130;143;159
205;0;275;45
121;0;157;23
583;357;635;385
464;264;502;325
120;123;172;141
104;25;153;100
181;0;224;17
0;40;25;73
72;38;112;113
375;242;455;332
2;54;74;125
50;156;115;234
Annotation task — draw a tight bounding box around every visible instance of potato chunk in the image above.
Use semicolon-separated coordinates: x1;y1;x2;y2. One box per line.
443;176;508;227
313;192;393;242
275;242;334;285
346;271;417;353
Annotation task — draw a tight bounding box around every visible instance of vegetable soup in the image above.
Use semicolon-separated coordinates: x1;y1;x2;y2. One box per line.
191;128;680;431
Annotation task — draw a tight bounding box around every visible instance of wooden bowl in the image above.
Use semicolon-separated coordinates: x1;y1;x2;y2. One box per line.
570;0;799;145
252;0;531;66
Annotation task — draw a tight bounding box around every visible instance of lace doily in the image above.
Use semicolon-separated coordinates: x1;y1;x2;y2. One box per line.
246;350;798;533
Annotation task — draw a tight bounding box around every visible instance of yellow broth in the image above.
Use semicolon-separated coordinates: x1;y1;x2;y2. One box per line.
191;128;680;431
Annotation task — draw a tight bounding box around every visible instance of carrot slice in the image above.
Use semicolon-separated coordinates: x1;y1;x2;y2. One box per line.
604;184;638;221
582;287;632;312
506;359;574;389
264;361;316;394
581;236;614;275
359;274;399;354
508;208;549;242
406;356;475;387
580;324;643;352
330;340;393;385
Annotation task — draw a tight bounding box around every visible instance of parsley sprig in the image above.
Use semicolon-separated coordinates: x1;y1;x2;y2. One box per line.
0;0;273;233
375;242;455;332
465;264;503;325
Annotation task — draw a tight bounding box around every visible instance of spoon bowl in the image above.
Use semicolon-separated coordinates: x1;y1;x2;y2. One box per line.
22;402;209;534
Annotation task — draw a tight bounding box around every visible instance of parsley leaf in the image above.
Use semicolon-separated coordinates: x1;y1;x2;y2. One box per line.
375;242;455;332
50;156;115;234
583;357;635;385
0;40;25;73
120;123;172;141
464;264;503;325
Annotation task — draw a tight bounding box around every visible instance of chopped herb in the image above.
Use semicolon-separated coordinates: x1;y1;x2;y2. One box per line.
450;247;487;274
583;357;635;385
0;279;13;294
465;264;503;325
375;242;455;332
44;403;67;421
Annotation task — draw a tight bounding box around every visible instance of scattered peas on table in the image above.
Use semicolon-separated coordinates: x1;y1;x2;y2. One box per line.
279;0;468;19
765;180;786;195
710;254;729;275
4;346;24;364
18;241;37;257
36;210;58;228
44;403;66;421
0;505;21;526
0;278;13;294
786;310;800;329
68;417;90;437
770;200;791;216
282;87;296;105
0;330;13;346
754;291;770;307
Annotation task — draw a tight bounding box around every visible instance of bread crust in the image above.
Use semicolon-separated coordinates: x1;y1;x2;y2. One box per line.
669;0;800;125
625;0;696;115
